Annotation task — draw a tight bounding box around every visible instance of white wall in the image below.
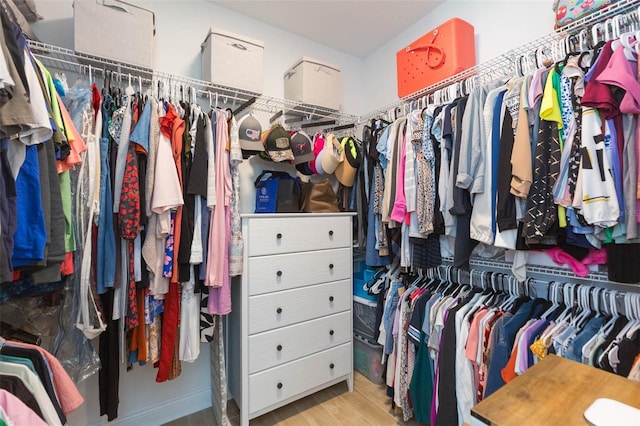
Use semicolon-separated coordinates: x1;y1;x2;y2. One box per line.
362;0;556;110
67;352;212;426
31;0;369;114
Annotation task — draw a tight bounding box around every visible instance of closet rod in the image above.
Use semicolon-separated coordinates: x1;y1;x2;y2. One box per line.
285;116;304;124
325;123;355;132
359;0;640;122
441;256;638;295
440;266;631;317
269;110;283;123
232;96;257;116
27;40;359;125
300;119;336;129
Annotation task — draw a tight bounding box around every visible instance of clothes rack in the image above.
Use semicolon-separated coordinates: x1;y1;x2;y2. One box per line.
435;263;635;317
27;40;358;128
359;0;640;123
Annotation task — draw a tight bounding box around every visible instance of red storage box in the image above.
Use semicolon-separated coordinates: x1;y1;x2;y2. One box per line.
396;18;476;98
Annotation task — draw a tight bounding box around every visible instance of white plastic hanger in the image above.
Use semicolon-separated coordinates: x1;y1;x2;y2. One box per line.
555;283;576;324
623;293;640;338
540;281;560;319
592;23;605;47
599;290;621;337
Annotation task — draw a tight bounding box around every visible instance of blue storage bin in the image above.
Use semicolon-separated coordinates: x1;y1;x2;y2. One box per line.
353;278;377;302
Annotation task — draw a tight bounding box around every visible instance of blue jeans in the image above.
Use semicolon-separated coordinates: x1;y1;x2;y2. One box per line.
485;300;535;397
565;316;605;362
383;279;403;354
96;136;116;294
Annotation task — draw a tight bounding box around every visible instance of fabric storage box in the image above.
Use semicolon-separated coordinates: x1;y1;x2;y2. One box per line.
284;57;342;110
73;0;155;68
353;332;384;384
353;296;377;341
396;18;475;98
201;28;264;94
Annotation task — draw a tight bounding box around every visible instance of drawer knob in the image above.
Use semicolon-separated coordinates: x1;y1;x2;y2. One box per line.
277;344;283;351
329;230;334;236
276;307;283;314
330;363;335;369
277;382;283;389
329;296;334;302
277;270;283;277
329;263;334;270
329;329;334;336
276;233;283;239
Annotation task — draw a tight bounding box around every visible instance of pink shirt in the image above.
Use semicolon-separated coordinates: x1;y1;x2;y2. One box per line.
0;389;48;426
7;341;84;415
390;130;408;223
206;112;232;291
596;46;640;114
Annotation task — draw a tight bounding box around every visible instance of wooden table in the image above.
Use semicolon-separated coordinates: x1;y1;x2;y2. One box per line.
471;354;640;425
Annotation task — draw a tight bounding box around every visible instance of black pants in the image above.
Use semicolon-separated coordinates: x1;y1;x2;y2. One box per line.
99;288;120;421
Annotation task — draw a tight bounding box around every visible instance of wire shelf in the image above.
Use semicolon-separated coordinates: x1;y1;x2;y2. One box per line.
359;0;640;122
28;40;358;126
440;256;638;295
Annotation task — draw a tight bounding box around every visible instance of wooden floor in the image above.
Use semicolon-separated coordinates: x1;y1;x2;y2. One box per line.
163;371;423;426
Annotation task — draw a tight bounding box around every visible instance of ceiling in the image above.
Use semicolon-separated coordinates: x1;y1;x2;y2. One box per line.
209;1;445;57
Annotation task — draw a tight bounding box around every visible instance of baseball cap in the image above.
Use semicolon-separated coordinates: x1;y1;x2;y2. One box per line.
335;136;360;187
310;132;325;174
237;114;263;158
321;133;344;175
291;131;315;165
296;162;314;175
259;124;295;162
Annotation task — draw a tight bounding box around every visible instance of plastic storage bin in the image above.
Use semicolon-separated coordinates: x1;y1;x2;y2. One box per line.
284;57;342;110
353;297;377;341
353;332;384;384
396;18;475;98
201;28;264;93
73;0;155;68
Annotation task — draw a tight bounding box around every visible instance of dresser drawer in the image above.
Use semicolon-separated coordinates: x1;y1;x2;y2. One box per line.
247;248;351;295
247;216;351;256
248;343;351;414
249;280;351;334
249;311;351;374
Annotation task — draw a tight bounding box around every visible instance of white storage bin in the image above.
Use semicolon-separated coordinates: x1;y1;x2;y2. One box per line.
73;0;155;69
201;28;264;94
284;56;342;111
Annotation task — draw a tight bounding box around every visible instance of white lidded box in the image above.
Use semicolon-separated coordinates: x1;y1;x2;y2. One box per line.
284;56;342;111
201;28;264;94
73;0;155;69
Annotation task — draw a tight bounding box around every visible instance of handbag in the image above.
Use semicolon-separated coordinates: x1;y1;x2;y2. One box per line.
396;18;475;98
554;0;616;28
300;179;340;213
254;171;301;213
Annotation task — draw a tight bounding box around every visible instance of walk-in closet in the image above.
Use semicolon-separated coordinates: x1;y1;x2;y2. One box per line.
1;0;640;425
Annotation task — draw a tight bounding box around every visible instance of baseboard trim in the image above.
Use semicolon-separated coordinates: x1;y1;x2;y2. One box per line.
88;386;212;426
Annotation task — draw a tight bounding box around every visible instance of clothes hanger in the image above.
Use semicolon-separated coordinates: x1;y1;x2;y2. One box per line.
599;290;622;337
591;22;607;58
572;286;594;329
618;293;639;337
597;293;635;366
540;281;561;319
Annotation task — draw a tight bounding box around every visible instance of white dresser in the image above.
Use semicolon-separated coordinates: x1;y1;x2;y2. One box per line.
229;213;354;425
